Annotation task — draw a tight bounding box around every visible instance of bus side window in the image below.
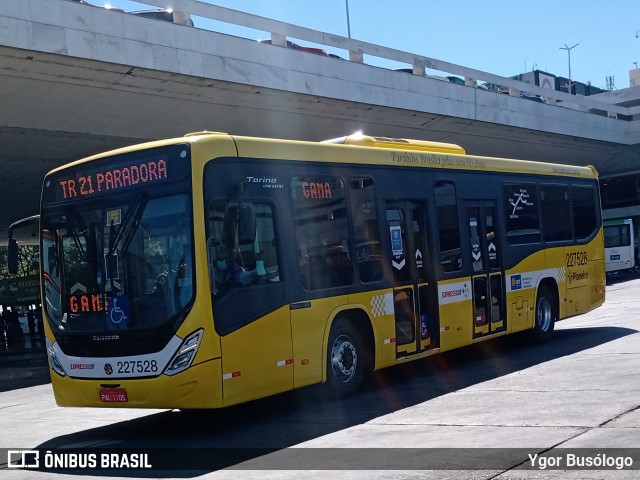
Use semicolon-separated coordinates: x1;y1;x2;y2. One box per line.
435;181;463;273
292;176;354;290
504;183;541;245
571;185;599;240
206;201;280;295
541;185;572;242
253;204;280;283
349;177;383;283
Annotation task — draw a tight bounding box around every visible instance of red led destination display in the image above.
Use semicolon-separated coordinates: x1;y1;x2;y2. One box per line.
43;145;191;204
301;181;333;199
58;159;168;199
293;177;344;203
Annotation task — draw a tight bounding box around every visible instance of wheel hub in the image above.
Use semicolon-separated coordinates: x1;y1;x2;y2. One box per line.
331;335;357;382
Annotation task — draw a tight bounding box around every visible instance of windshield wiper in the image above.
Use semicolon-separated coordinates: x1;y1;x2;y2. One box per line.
107;193;148;256
65;206;87;260
106;193;148;281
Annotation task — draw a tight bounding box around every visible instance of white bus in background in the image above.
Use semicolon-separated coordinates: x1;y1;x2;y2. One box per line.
604;219;636;273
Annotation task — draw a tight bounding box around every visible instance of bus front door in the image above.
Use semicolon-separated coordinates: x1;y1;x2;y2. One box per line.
386;201;436;357
465;202;506;338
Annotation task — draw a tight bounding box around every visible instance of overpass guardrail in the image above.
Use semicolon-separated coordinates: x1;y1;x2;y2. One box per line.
136;0;637;120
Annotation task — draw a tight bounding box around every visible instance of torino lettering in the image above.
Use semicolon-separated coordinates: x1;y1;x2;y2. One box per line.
246;176;276;183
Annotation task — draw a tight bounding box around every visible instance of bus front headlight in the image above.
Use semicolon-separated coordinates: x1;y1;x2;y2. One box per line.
163;329;203;376
46;340;67;377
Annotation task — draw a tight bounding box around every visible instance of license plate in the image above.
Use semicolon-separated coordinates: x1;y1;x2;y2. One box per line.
99;388;128;403
610;254;621;261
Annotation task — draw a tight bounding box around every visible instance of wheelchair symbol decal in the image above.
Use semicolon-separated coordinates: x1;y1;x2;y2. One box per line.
110;298;127;324
107;296;130;329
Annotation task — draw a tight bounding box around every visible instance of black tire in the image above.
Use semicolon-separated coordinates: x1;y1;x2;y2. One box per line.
533;285;557;341
326;319;370;397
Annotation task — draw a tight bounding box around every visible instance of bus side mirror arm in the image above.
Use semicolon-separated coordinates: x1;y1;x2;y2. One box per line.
7;214;40;275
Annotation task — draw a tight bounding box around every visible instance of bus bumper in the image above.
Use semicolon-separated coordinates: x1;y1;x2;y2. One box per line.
50;358;223;409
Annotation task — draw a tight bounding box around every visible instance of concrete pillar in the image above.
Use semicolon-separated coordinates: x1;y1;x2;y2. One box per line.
271;33;287;48
412;60;425;76
349;49;363;63
172;11;192;26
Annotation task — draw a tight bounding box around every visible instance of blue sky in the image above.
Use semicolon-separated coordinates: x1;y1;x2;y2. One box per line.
102;0;639;90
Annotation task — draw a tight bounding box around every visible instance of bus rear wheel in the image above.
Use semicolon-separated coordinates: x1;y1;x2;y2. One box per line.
326;319;370;397
533;285;557;341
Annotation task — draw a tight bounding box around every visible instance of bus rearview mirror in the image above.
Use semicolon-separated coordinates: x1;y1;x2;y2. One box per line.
7;238;19;275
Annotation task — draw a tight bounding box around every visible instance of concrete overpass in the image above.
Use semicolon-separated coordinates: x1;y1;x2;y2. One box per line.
2;0;640;239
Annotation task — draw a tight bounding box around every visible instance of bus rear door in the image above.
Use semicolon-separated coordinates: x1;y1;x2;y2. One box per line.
465;202;506;338
385;201;438;356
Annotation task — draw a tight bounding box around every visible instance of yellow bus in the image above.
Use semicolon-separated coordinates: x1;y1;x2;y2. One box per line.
20;132;606;408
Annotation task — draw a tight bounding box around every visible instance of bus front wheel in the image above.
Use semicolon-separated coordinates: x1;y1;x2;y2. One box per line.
533;285;557;340
326;319;370;397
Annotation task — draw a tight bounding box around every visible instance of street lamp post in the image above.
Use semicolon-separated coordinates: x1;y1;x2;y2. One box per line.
345;0;351;38
559;43;579;94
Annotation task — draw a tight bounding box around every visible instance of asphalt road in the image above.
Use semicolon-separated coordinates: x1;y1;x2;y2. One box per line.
0;346;48;393
1;272;639;479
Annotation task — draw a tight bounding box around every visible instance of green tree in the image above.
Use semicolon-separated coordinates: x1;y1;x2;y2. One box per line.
0;245;39;280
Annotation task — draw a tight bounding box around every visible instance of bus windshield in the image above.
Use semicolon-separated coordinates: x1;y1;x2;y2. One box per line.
41;192;194;335
604;223;631;248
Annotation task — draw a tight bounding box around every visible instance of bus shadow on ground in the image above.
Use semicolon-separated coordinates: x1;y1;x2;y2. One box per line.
35;325;636;477
0;346;49;393
605;268;640;286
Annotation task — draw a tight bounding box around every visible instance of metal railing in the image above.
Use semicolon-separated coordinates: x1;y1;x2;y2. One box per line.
96;0;640;119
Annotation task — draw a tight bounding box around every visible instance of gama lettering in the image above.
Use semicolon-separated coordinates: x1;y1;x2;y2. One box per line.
69;294;106;313
302;181;333;199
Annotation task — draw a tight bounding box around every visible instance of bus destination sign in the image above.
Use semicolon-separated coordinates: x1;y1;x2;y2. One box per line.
293;177;345;203
57;159;168;200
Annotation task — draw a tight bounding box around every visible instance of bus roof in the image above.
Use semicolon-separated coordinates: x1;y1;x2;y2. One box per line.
50;131;599;180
